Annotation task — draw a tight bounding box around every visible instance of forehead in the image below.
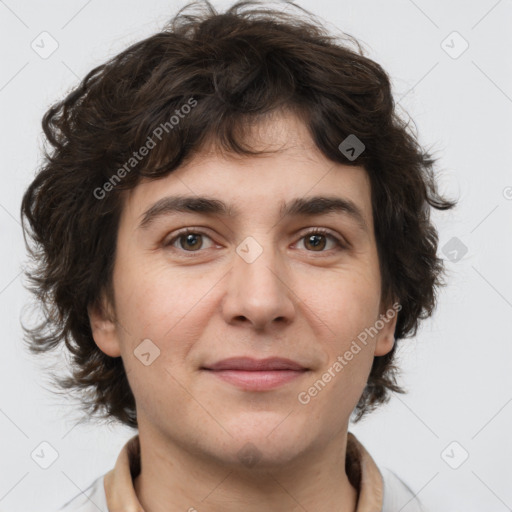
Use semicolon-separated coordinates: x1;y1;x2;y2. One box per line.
121;110;373;229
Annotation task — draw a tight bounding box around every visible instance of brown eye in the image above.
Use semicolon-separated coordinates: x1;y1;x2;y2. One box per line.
178;233;203;251
297;229;342;252
304;233;327;251
165;230;215;253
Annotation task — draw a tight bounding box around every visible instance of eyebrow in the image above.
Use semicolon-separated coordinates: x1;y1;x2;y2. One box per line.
138;195;368;232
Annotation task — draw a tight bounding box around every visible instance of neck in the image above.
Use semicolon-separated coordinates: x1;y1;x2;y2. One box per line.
133;423;358;512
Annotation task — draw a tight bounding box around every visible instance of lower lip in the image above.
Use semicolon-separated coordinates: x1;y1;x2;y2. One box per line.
204;369;307;391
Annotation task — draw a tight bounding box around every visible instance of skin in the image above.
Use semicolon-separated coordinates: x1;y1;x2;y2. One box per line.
89;110;397;512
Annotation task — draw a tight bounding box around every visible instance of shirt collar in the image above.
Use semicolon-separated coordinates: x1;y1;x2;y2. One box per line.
104;431;383;511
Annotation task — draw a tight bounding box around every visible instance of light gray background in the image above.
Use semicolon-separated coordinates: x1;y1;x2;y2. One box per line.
1;0;511;510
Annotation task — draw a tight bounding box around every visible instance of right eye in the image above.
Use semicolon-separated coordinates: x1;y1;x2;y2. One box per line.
163;229;216;254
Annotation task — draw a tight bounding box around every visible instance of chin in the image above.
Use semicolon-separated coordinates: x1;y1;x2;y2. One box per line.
215;441;307;472
213;425;310;469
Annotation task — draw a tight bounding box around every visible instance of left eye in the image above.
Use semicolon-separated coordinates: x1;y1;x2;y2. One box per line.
164;229;343;254
295;230;341;252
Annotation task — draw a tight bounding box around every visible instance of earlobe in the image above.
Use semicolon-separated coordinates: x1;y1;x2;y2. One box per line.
88;299;122;358
373;302;399;357
374;332;395;356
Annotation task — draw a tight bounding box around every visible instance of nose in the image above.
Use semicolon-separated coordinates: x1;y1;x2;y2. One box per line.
220;239;296;331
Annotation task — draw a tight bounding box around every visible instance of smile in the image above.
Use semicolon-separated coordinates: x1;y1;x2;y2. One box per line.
201;356;309;391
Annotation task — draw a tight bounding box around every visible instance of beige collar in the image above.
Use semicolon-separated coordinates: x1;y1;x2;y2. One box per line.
104;432;383;511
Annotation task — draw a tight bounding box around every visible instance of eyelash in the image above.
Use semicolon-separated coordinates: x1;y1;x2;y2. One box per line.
163;227;347;257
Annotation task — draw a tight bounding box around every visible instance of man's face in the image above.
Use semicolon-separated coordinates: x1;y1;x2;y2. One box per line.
90;112;396;468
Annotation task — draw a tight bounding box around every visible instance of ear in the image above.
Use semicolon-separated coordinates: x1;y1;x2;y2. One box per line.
373;301;400;357
88;295;122;358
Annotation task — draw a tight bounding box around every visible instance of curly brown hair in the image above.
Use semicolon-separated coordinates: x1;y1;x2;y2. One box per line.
20;0;455;428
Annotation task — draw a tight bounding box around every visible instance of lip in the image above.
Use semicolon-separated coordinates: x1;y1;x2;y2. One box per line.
203;357;307;371
201;357;308;391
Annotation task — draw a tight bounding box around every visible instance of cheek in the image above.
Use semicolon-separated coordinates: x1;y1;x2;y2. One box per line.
301;266;381;342
112;253;209;339
296;275;379;424
111;255;222;394
110;261;205;419
295;266;380;396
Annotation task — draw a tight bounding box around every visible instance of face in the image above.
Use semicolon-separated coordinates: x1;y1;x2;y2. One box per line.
90;111;397;469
